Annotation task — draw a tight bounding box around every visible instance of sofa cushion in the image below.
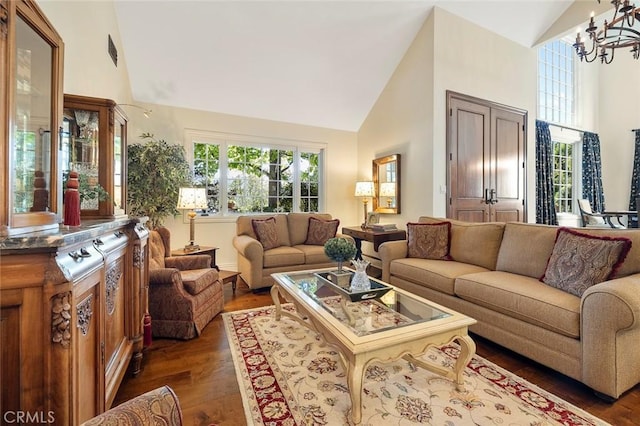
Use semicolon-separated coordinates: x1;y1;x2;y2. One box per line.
181;268;219;295
288;213;333;245
294;244;332;264
237;214;291;247
407;222;451;260
305;217;339;245
496;222;557;279
541;228;632;297
252;217;281;250
390;258;489;295
263;246;305;268
418;217;504;269
455;271;581;338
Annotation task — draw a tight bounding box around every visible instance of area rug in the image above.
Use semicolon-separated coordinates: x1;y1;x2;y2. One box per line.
223;305;610;426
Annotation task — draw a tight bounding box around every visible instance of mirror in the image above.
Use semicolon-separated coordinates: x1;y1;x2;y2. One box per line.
373;154;401;214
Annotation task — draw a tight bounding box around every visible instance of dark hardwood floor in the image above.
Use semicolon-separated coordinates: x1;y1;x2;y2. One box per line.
114;279;640;425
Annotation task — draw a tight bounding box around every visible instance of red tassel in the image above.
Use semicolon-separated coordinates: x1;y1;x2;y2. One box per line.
143;313;152;348
64;172;81;226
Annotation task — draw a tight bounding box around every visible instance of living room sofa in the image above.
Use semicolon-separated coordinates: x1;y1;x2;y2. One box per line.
233;213;353;290
379;216;640;400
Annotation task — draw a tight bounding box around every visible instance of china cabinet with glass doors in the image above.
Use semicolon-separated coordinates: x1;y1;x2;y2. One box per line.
63;94;128;219
1;0;64;236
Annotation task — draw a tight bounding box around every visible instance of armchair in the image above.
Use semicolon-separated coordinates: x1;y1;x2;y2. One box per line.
82;386;182;425
149;227;223;339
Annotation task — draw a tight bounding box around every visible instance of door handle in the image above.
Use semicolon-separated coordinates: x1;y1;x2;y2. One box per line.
490;189;498;204
484;188;491;204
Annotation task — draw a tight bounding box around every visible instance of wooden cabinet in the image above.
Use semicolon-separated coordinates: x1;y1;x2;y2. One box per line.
62;94;128;219
0;218;149;425
1;0;64;236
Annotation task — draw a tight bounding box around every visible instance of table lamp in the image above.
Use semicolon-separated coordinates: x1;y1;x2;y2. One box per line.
354;181;375;228
176;187;208;251
379;182;395;207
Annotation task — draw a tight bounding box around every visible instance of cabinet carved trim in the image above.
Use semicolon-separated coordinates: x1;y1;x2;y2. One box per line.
105;262;122;315
0;3;7;39
76;294;93;336
51;292;72;347
133;245;144;269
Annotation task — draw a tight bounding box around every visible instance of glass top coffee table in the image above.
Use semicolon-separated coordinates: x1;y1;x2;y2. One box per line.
271;268;477;425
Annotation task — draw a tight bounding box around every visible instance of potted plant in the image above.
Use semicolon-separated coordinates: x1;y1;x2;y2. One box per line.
323;237;357;287
127;133;192;229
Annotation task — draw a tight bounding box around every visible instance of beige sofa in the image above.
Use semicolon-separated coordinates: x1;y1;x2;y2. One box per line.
233;213;352;290
379;216;640;400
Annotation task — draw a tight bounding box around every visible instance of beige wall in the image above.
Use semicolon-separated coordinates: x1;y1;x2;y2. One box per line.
38;0;358;271
358;6;636;225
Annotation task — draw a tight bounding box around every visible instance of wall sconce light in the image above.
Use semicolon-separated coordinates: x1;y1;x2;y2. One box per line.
354;181;375;229
176;187;208;251
119;103;152;118
379;182;396;207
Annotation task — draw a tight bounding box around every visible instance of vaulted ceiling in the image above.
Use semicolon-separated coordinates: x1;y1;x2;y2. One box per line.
114;1;594;131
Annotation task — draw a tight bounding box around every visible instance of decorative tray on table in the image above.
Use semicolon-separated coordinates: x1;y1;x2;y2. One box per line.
314;272;392;302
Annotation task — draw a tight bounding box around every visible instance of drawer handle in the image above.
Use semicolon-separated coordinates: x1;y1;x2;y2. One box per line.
94;238;104;246
69;248;92;261
114;231;124;238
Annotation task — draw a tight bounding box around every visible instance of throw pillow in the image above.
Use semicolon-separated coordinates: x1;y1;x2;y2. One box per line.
252;217;281;250
407;221;452;260
541;227;632;297
305;217;340;245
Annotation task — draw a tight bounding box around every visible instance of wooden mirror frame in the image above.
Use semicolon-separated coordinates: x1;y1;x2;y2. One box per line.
372;154;401;214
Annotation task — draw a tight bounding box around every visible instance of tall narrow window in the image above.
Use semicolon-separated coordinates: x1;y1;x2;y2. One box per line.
538;39;580;215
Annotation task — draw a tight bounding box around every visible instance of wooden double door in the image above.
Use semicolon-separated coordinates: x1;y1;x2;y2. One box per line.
447;91;527;223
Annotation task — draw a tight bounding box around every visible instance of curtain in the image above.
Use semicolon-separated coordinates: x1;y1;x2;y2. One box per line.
629;130;640;227
582;131;605;212
535;120;557;225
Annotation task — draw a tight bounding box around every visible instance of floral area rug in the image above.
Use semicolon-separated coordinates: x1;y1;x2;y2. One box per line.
223;305;610;426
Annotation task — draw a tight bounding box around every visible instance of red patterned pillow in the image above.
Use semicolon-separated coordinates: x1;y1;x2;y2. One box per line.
407;222;452;260
541;227;632;297
305;217;340;245
252;217;281;250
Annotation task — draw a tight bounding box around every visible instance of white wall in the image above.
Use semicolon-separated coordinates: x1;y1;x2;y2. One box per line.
597;53;640;211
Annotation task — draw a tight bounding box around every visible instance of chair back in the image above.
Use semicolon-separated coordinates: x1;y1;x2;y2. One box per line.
577;199;605;227
149;227;172;270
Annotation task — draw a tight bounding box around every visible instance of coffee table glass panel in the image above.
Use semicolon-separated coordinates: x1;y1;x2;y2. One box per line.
278;270;451;337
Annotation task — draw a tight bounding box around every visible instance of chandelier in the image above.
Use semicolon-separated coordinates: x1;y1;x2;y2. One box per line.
573;0;640;63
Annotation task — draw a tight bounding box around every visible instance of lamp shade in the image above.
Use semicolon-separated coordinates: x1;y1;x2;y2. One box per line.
354;181;375;197
379;182;395;197
176;187;208;210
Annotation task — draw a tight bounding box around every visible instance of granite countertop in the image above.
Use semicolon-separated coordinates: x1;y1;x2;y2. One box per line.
0;217;148;252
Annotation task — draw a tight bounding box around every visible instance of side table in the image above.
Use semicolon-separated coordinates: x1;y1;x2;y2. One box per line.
170;246;219;270
219;270;242;293
342;226;407;260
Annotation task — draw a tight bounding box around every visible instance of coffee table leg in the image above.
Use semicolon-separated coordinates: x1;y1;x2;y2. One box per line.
346;359;365;425
454;335;476;391
270;284;283;321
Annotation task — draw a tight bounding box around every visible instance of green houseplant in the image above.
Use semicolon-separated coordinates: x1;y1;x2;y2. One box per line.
127;133;192;228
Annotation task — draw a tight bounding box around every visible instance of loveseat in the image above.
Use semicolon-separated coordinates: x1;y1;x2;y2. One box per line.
379;216;640;400
233;213;352;290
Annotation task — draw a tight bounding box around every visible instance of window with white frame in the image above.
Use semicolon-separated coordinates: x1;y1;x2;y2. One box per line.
538;39;581;214
187;130;324;216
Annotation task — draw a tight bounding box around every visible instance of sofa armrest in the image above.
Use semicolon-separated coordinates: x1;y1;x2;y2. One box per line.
378;240;408;282
581;274;640;398
336;233;355;244
149;268;182;286
81;385;183;426
233;235;264;260
165;255;210;270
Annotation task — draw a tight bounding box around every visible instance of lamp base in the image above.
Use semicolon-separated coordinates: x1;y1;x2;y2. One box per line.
184;242;201;252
